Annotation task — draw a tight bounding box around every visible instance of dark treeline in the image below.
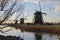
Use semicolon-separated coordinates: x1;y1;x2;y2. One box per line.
0;35;23;40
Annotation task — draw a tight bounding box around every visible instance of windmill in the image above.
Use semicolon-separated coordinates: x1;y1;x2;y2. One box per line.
20;12;30;24
34;1;47;24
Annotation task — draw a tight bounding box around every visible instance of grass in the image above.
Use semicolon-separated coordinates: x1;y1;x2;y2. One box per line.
10;24;60;35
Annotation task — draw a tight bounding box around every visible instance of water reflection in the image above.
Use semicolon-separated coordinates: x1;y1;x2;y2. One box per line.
0;25;60;40
42;34;59;40
0;25;36;40
23;32;36;40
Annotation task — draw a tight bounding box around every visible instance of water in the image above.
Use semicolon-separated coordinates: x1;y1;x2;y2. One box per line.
0;25;36;40
42;34;59;40
0;25;60;40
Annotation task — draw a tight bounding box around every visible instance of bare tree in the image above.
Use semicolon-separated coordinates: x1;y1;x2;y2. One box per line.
0;0;24;24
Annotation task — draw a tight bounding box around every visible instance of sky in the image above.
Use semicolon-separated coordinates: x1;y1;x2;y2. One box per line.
0;0;60;23
22;0;60;23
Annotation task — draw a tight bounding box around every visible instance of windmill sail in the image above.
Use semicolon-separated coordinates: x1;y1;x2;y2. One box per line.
39;1;41;11
34;1;47;24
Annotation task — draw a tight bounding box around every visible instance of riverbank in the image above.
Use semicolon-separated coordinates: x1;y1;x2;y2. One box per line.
12;24;60;35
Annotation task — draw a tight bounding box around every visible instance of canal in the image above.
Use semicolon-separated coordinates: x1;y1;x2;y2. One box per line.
0;25;60;40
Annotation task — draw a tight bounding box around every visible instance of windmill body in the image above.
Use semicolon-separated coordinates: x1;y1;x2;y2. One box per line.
20;18;24;25
34;11;44;24
20;12;30;25
34;1;47;24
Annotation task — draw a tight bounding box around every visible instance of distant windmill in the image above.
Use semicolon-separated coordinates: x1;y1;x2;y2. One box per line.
34;1;47;24
20;12;30;24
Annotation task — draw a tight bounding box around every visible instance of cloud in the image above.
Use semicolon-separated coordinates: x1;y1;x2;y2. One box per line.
40;0;60;14
54;4;60;13
24;0;39;1
17;0;24;2
23;0;40;4
44;18;60;23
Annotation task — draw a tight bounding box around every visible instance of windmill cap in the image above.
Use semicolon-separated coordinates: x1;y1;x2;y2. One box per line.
34;11;42;15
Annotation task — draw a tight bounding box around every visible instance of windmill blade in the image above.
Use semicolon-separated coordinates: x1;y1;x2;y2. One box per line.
39;1;47;15
39;1;41;11
42;13;47;15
